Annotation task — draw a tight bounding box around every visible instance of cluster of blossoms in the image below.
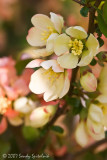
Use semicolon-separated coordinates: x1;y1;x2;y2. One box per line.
0;57;57;134
26;12;99;102
75;64;107;147
26;12;107;145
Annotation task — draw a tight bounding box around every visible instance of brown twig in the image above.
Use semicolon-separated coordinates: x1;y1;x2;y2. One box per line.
88;0;102;34
71;137;107;160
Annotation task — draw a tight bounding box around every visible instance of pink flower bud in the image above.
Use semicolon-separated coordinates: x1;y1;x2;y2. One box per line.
30;105;57;128
80;72;97;92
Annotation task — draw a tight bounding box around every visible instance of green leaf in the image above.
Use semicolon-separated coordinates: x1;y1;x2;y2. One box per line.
66;97;83;115
51;125;64;134
90;58;97;66
97;37;104;47
80;7;89;17
103;1;107;24
15;59;32;75
97;10;107;37
22;126;40;141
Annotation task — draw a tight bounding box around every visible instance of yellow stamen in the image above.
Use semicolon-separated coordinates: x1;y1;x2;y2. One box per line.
43;68;60;85
0;97;11;114
69;39;83;56
41;26;55;41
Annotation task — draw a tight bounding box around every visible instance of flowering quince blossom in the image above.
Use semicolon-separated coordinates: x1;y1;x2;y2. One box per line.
29;105;57;128
14;97;35;114
80;72;97;92
26;59;70;102
27;12;64;55
54;26;99;69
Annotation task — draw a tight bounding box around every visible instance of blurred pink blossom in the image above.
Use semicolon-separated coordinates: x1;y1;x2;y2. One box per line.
0;117;7;134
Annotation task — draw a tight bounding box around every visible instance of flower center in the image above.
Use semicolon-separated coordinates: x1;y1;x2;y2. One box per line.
41;26;55;41
43;68;60;85
0;97;11;114
68;39;83;56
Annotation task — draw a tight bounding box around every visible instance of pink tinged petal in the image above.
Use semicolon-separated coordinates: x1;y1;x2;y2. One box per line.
40;99;59;106
26;59;44;68
0;117;7;135
86;118;105;140
0;57;15;67
46;33;59;53
0;87;5;97
67;69;72;80
80;72;97;92
26;27;46;47
29;68;49;94
41;60;64;72
86;34;99;55
66;26;87;39
31;14;54;30
59;71;70;98
57;53;78;69
4;108;19;118
78;50;94;66
4;86;18;100
54;34;70;56
13;78;30;96
31;48;52;58
21;68;34;85
50;12;64;33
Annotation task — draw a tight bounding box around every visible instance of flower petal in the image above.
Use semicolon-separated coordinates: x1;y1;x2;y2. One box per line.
57;53;78;69
41;60;64;72
59;71;70;98
78;50;94;66
88;104;103;123
75;121;89;147
26;27;46;46
26;59;44;68
86;118;104;140
86;34;99;55
31;14;54;30
96;94;107;104
29;68;49;94
32;48;52;58
50;12;64;33
46;33;59;53
54;34;70;56
66;26;87;39
44;73;64;102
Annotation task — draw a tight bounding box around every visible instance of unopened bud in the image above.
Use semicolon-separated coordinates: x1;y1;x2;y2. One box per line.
14;97;35;114
30;105;57;128
80;72;97;92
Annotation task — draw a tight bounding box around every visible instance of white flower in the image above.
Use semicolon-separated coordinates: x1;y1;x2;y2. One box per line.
86;103;105;140
54;26;99;69
14;97;35;114
26;59;70;102
27;12;64;54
